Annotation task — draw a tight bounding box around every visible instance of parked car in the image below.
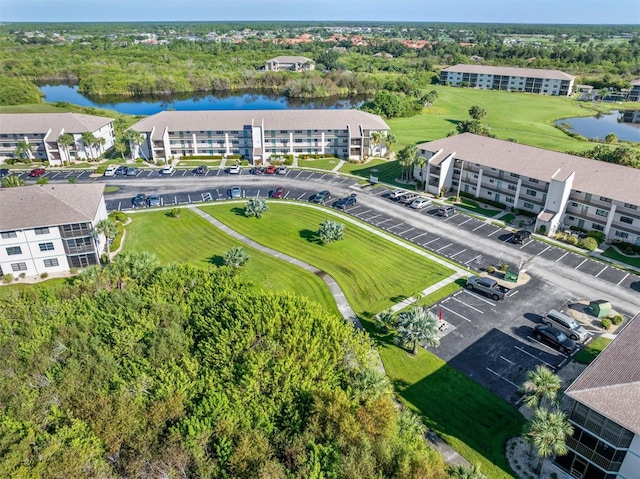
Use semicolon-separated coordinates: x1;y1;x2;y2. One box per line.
162;165;175;175
0;168;9;177
132;193;147;207
436;205;456;217
264;165;276;175
147;195;161;207
513;229;531;244
228;164;241;174
310;190;331;204
389;189;408;200
465;276;513;301
533;324;578;354
543;309;589;342
271;186;286;199
228;186;242;199
194;165;208;175
410;198;432;209
335;194;357;209
252;166;264;175
125;167;138;177
401;193;419;205
104;165;118;177
29;167;46;177
276;165;287;175
116;166;126;175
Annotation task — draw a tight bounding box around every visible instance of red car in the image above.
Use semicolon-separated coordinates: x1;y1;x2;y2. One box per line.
265;165;276;175
272;186;286;199
29;167;46;177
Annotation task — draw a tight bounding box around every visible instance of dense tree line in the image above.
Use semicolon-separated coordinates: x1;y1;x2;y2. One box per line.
0;253;447;478
0;76;43;105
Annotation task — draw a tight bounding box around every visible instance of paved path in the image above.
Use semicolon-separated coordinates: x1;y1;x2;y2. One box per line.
331;160;345;172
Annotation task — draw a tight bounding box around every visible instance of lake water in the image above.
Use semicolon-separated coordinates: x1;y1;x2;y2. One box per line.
555;111;640;143
40;84;368;116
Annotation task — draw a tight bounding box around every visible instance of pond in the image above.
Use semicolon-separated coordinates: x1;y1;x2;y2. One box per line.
39;84;368;116
555;111;640;143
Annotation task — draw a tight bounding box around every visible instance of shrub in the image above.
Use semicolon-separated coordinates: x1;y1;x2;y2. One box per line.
283;156;294;166
96;165;107;174
519;220;524;228
586;230;606;244
2;273;14;283
600;318;612;330
108;211;129;223
539;225;547;234
579;237;598;252
69;267;79;274
570;225;588;233
555;232;579;246
611;315;624;326
499;263;509;272
101;253;109;265
487;265;496;274
135;158;144;164
40;272;48;279
168;208;181;218
110;223;125;251
19;272;26;278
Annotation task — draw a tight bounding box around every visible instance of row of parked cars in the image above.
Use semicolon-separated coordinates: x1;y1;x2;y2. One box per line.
389;189;456;217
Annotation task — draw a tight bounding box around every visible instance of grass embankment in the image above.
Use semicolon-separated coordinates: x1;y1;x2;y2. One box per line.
339;158;405;187
205;202;522;478
602;246;640;269
121;208;338;315
0;277;68;301
297;157;341;171
449;197;501;217
574;337;613;364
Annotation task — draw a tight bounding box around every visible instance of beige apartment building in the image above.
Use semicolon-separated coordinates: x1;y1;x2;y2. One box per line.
128;109;390;164
264;56;315;72
416;134;640;245
0;113;116;165
440;64;575;96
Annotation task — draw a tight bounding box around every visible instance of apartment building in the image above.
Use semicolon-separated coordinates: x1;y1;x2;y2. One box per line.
628;80;640;102
0;113;115;166
415;134;640;244
264;56;315;72
129;110;390;164
621;110;640;124
0;184;107;277
439;64;575;96
558;313;640;479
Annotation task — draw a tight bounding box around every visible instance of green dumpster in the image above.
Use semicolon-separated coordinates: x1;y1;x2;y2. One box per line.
504;265;520;283
587;300;612;318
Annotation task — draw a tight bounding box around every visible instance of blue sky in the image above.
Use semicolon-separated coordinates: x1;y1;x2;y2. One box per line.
0;0;638;24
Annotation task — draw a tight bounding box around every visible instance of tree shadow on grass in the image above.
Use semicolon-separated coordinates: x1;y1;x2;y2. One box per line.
390;294;408;303
445;118;462;126
299;228;321;244
230;207;245;217
208;254;225;267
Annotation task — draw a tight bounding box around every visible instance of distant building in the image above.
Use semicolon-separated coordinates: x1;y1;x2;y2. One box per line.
558;313;640;479
0;113;115;166
264;56;315;72
128;109;390;164
628;79;640;102
415;133;640;243
621;110;640;124
0;184;107;276
439;64;574;96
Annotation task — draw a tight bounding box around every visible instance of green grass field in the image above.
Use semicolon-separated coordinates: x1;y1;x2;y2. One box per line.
449;197;501;217
297;157;341;171
122;208;338;315
602;246;640;269
339;158;406;186
574;337;613;364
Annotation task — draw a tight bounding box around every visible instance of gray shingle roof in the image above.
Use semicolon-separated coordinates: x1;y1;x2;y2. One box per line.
441;64;575;81
418;134;640;206
0;184;105;232
0;113;114;139
130;110;390;141
565;314;640;435
268;56;314;63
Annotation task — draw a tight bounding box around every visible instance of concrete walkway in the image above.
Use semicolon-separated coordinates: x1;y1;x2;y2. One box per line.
331;160;345;172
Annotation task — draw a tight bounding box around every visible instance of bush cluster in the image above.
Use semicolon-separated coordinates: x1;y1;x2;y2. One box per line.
586;230;606;244
600;318;612;330
579;237;599;252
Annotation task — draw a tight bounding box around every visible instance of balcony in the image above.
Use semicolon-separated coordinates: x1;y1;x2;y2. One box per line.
566;437;623;472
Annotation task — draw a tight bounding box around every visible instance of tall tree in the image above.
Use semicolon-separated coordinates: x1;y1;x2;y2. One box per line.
415;156;427;187
81;132;98;161
385;132;398;157
397;143;418;181
13;140;34;162
114;136;127;160
396;306;440;355
469;105;488;121
94;136;106;158
520;365;561;409
370;131;384;157
1;175;25;188
93;219;117;260
524;407;573;473
124;130;145;160
57;133;74;162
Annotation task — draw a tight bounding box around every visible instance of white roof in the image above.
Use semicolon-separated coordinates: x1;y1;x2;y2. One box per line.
441;64;574;81
0;113;114;139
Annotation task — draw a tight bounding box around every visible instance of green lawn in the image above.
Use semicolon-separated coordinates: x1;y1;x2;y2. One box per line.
122;208;338;315
0;277;69;301
450;197;501;217
339;158;407;187
177;160;223;167
297;157;341;170
602;246;640;269
574;337;613;364
499;213;516;224
202;203;452;315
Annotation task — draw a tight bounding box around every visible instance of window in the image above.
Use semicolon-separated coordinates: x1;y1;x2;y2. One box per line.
39;242;54;252
43;258;59;268
526;189;537;197
1;231;17;239
510;173;519;178
6;246;22;255
620;216;633;224
599;196;611;203
568;216;575;221
529;178;539;184
523;202;534;209
488;179;494;183
596;209;609;217
11;262;27;272
623;203;638;210
506;197;514;203
571;202;579;207
592;223;604;231
615;231;629;239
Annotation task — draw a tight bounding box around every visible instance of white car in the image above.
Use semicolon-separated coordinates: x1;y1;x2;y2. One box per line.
276;165;288;175
104;165;118;177
228;164;241;174
162;165;175;175
389;189;407;199
411;198;433;209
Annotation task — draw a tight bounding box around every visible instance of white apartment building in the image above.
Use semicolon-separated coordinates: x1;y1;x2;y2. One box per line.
440;64;575;96
0;113;116;166
415;134;640;244
0;184;107;277
559;313;640;479
265;56;315;72
129;109;390;164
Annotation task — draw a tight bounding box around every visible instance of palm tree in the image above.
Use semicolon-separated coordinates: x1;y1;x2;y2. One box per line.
244;197;269;219
384;132;397;158
81;132;97;161
520;365;561;409
36;177;49;185
350;367;391;403
448;464;487;479
93;219;117;260
2;175;25;188
370;131;384;157
376;309;394;332
469;105;488;121
94;136;106;158
124;130;145;161
317;220;345;244
224;246;249;269
397;143;418;182
114;136;127;160
525;407;573;473
396;306;440;355
57;133;74;162
415;156;427;189
14;140;34;162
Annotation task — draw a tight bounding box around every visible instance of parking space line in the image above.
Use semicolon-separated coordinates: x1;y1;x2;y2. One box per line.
318;174;326;181
520;240;533;249
458;218;473;226
367;214;380;222
423;237;439;246
500;356;515;365
464;255;482;265
515;345;557;368
355;209;371;217
472;223;488;231
449;248;467;258
451;296;483;314
387;223;403;230
537;245;551;256
595;265;608;277
296;192;305;200
555;251;569;263
502;234;514;243
617;273;630;286
284;191;291;199
411;232;427;241
375;218;393;226
461;289;495;305
399;227;414;236
436;242;453;252
440;304;472;322
487;228;501;237
443;214;459;222
188;194;192;203
487;368;519;388
575;258;588;270
117;201;122;210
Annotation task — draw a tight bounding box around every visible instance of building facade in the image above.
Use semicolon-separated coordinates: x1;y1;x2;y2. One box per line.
0;113;115;166
439;64;575;96
265;56;315;72
0;184;107;277
129;110;390;164
628;80;640;102
559;314;640;479
415;134;640;244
